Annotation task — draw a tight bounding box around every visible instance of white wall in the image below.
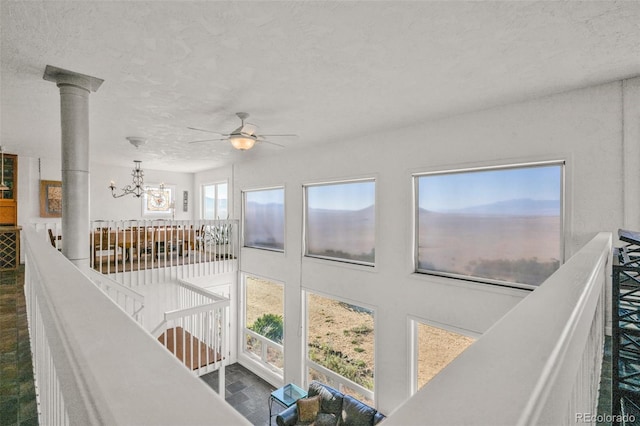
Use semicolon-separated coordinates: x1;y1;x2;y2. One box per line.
19;158;196;225
17;157;194;261
91;162;194;221
19;156;62;226
211;78;639;414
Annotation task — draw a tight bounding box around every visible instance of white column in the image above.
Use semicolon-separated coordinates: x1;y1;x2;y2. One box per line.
44;66;103;269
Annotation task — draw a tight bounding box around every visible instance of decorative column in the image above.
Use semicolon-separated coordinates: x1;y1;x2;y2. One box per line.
43;66;103;269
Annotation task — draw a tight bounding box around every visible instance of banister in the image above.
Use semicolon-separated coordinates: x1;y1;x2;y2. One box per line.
385;232;612;426
164;301;227;321
23;226;248;425
89;218;239;285
177;278;229;301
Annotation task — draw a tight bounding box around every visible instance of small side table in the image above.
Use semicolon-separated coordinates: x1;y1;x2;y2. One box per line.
269;383;307;424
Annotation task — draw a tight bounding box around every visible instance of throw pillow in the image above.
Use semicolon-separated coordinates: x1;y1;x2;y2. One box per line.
308;381;343;415
297;395;321;424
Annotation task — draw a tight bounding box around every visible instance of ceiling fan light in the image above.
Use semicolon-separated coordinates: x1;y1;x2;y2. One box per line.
230;135;256;150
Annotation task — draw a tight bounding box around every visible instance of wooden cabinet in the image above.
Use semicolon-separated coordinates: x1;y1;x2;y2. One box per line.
0;153;17;226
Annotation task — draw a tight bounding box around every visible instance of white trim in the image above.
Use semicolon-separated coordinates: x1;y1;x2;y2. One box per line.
239;272;285;382
407;315;479;396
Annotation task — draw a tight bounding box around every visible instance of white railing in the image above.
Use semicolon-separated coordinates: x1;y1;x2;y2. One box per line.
22;226;248;425
151;280;229;390
307;359;374;405
244;328;284;373
30;221;63;250
385;232;612;425
90;219;238;286
86;269;145;326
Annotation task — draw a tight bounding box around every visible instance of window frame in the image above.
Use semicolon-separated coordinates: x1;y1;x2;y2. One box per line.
413;160;565;290
303;290;376;404
201;181;228;220
303;178;377;267
242;186;286;252
409;316;478;396
241;273;285;377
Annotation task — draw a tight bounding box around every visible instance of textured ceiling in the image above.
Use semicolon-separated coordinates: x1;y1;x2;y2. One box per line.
2;1;640;172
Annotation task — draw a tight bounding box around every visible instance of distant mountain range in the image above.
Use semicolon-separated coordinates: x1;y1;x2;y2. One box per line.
432;198;560;216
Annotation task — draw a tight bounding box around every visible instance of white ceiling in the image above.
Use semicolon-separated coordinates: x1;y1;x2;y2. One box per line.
2;1;639;173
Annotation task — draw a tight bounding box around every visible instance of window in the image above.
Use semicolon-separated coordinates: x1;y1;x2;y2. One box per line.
411;320;475;394
305;179;375;265
243;187;285;251
415;162;563;287
306;292;375;404
243;276;284;373
202;182;228;220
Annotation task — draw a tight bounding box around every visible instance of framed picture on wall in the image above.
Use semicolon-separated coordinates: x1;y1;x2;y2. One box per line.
39;180;62;218
142;185;175;217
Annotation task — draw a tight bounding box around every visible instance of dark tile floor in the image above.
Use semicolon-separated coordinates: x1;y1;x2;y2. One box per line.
0;265;38;426
201;363;278;425
597;336;612;426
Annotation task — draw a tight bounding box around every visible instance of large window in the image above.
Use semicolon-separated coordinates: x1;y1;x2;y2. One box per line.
305;179;375;265
243;187;285;251
411;320;475;394
202;182;228;220
306;292;375;404
243;276;284;373
415;162;563;287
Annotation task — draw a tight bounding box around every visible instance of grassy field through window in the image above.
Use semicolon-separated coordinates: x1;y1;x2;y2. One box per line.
416;322;475;390
307;293;375;391
245;276;284;370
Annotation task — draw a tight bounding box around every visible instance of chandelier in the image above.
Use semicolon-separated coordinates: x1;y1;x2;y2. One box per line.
109;160;166;199
109;137;166;198
109;160;147;198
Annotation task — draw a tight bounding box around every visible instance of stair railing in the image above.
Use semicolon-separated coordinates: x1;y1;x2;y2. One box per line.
150;281;230;394
86;269;145;326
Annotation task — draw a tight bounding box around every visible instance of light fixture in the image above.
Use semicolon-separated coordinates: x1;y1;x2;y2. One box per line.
0;146;9;191
109;160;147;198
108;137;163;198
229;134;256;151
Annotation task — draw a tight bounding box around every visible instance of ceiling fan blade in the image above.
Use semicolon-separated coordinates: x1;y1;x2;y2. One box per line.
187;126;229;136
259;139;285;148
188;138;228;144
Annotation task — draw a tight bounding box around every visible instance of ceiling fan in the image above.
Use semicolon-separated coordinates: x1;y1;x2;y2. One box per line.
187;112;296;151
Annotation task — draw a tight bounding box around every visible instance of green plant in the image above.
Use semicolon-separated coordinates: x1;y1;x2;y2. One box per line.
249;313;283;344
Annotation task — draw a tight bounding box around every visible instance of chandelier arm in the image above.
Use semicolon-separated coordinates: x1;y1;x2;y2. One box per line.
108;157;148;199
